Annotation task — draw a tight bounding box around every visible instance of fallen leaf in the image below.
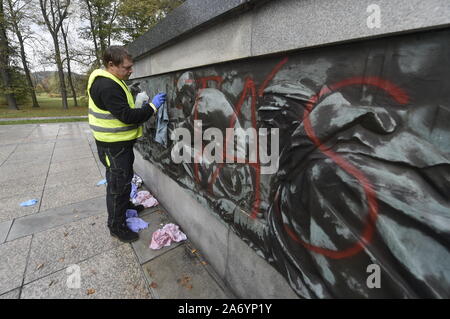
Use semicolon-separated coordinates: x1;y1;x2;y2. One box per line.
63;232;69;237
150;282;158;288
58;258;65;263
87;289;95;295
191;249;197;254
201;261;207;265
91;223;96;226
36;263;44;270
70;245;77;249
48;280;55;287
178;275;192;289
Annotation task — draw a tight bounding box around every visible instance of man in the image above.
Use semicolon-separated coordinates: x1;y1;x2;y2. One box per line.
87;45;166;243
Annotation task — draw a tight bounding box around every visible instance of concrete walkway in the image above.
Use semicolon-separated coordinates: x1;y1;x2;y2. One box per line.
0;122;233;299
0;116;88;122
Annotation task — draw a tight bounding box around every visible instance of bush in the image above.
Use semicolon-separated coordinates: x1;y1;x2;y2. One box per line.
0;67;31;106
78;96;89;107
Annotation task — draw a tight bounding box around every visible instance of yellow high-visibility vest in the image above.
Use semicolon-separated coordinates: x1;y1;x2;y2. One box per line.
87;69;143;143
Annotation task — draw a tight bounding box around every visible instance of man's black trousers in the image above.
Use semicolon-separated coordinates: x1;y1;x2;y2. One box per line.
97;144;134;230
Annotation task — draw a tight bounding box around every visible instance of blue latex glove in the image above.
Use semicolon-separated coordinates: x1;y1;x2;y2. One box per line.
151;93;167;109
20;199;38;207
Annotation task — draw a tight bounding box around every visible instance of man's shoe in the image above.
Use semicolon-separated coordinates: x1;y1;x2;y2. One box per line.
110;226;139;243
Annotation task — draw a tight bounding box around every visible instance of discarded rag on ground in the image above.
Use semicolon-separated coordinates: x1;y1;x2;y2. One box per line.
130;183;138;200
125;209;148;233
149;223;187;250
132;173;143;188
132;190;159;208
130;173;143;200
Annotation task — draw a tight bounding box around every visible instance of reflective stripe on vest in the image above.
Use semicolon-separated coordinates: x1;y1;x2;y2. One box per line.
89;124;138;133
87;69;143;143
88;108;116;120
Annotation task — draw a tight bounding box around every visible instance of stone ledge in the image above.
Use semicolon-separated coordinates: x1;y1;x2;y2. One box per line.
129;0;450;78
133;150;298;298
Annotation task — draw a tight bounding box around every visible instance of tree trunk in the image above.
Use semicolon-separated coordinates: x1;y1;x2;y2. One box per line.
53;34;69;109
6;0;40;108
40;0;69;109
0;0;18;110
61;24;77;106
20;39;40;108
85;0;100;67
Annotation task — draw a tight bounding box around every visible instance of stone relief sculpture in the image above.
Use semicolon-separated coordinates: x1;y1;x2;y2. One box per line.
134;28;450;298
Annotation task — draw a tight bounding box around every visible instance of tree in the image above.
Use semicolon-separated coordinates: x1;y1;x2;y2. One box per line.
118;0;184;44
60;16;77;106
0;0;18;109
39;0;70;109
6;0;40;108
79;0;120;68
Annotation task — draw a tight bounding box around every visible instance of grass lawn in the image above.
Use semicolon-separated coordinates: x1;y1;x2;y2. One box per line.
0;94;88;119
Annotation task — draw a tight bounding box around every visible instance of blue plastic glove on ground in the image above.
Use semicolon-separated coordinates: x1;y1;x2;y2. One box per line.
20;199;38;207
151;93;167;109
96;179;107;186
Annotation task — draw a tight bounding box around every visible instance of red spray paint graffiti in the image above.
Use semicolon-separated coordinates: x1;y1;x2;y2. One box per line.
277;76;409;259
192;58;289;219
184;60;409;259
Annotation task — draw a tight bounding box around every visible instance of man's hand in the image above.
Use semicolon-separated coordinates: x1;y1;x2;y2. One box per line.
152;93;167;109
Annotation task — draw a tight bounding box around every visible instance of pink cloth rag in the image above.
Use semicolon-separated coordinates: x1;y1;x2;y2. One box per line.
149;223;187;250
132;191;159;208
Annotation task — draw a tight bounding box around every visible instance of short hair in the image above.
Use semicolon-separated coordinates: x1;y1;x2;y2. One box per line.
102;46;133;67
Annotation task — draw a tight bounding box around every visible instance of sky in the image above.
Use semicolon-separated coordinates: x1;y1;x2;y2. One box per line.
24;2;93;74
14;1;120;74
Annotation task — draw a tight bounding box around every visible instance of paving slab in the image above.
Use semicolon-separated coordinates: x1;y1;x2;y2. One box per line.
0;190;43;224
14;141;55;153
3;154;52;166
7;148;53;161
53;144;92;154
39;180;105;212
0;174;46;200
142;245;230;299
51;150;93;163
0;236;32;295
131;208;183;264
45;169;103;189
48;159;99;176
7;196;105;241
21;244;151;299
0;288;20;299
0;162;49;182
0;220;13;244
54;139;90;148
24;214;122;284
0;145;16;164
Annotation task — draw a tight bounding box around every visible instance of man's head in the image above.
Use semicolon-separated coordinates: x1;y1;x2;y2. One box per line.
103;46;133;80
